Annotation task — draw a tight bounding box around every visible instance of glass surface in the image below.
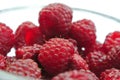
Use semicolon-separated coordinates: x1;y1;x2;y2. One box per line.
0;5;120;79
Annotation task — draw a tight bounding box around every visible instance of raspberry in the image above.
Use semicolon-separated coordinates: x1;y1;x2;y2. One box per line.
15;21;45;49
69;53;89;70
16;44;42;60
52;69;99;80
25;27;45;45
102;31;120;53
38;38;75;76
86;50;113;76
107;45;120;69
6;59;41;79
70;19;96;56
0;22;14;56
39;3;73;38
100;68;120;80
6;56;16;66
0;54;6;70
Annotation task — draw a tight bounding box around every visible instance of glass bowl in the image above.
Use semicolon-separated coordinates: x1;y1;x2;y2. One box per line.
0;4;120;80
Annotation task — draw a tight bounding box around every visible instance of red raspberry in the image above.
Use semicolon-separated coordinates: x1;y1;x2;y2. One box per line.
107;45;120;69
70;19;96;56
39;3;73;38
16;44;42;60
52;69;99;80
15;21;45;49
0;22;14;56
86;50;113;76
25;27;45;45
0;54;6;70
38;38;75;76
6;56;16;66
6;59;41;79
102;31;120;53
70;53;89;70
100;68;120;80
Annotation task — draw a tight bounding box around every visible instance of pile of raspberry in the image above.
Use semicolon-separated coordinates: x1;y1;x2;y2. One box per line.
0;3;120;80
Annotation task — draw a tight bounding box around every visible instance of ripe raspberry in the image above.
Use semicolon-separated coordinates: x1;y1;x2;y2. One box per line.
0;22;14;56
107;45;120;68
102;31;120;53
25;27;45;45
100;68;120;80
70;19;96;56
52;69;99;80
0;54;6;70
6;56;16;66
6;59;41;79
86;50;113;76
16;44;42;60
38;38;75;76
69;53;89;70
15;21;45;49
39;3;73;38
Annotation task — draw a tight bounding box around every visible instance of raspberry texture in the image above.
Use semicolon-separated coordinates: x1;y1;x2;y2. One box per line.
38;38;75;76
0;54;6;70
0;22;15;56
102;31;120;53
86;41;102;53
39;3;73;38
70;53;89;70
70;19;96;56
25;27;45;45
6;59;41;79
86;50;113;76
16;44;42;60
107;45;120;69
100;68;120;80
6;56;16;66
15;21;44;49
52;69;99;80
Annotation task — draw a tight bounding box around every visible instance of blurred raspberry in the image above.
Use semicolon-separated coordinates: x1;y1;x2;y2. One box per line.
16;44;42;61
0;22;15;56
39;3;73;39
0;54;6;70
15;21;45;49
107;45;120;69
6;59;41;79
70;19;96;56
100;68;120;80
6;56;16;66
86;50;113;76
102;31;120;53
38;38;75;76
52;69;99;80
70;53;89;70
